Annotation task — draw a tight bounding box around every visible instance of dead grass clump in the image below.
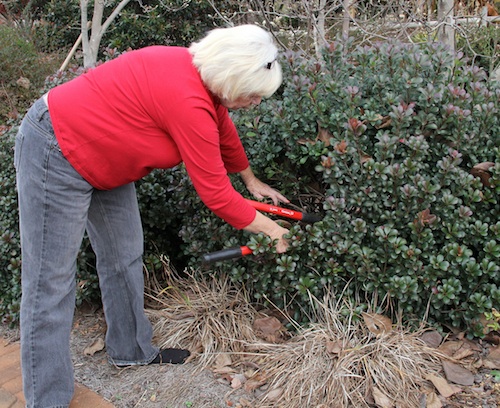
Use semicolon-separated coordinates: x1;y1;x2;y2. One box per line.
144;259;260;370
252;294;444;408
144;261;446;407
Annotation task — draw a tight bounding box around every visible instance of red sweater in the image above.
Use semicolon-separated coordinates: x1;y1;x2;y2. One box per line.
48;46;256;229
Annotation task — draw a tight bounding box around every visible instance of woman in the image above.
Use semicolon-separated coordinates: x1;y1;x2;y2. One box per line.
14;24;289;407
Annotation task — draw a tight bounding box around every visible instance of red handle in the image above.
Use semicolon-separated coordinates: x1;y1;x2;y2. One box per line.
245;199;303;220
245;199;322;223
202;201;322;263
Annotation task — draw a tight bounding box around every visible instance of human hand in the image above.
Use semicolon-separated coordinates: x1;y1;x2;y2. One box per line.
244;211;289;253
245;177;289;206
273;226;290;253
239;166;289;205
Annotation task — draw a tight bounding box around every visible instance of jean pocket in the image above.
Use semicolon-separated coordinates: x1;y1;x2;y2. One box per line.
14;130;24;170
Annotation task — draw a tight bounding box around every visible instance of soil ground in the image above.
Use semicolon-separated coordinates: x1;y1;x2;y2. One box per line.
1;304;251;408
1;303;499;408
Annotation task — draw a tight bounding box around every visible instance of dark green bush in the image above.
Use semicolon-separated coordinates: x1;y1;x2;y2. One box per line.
32;0;82;53
1;27;498;336
34;0;242;56
171;40;499;334
107;0;241;50
0;125;21;325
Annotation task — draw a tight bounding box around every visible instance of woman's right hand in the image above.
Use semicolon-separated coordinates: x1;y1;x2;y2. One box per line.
243;211;289;253
269;224;289;253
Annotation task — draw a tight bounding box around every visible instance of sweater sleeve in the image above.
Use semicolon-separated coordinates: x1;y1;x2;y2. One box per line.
216;105;250;173
165;101;256;230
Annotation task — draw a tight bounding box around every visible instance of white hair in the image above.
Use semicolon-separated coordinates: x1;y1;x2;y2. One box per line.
189;25;282;103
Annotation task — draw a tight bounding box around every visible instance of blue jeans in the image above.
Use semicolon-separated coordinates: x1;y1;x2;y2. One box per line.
15;98;158;408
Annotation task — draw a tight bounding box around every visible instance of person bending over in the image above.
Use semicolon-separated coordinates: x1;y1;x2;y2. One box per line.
15;24;289;408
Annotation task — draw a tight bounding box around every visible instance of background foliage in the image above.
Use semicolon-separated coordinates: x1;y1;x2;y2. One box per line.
0;1;499;334
154;40;500;335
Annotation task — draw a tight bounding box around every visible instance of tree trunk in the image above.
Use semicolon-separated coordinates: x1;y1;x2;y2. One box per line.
314;0;327;57
342;0;351;40
437;0;455;54
80;0;132;68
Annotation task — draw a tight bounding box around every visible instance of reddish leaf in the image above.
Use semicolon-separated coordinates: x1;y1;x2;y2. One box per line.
471;162;495;187
334;139;348;154
317;126;332;146
442;360;474;386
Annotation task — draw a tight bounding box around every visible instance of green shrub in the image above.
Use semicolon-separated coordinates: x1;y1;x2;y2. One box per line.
457;23;500;77
2;29;498;336
0;24;61;122
172;40;499;334
32;0;82;53
0;125;22;325
33;0;242;57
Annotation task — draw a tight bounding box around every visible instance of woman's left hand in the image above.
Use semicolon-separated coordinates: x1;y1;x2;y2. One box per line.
245;177;289;205
240;166;289;205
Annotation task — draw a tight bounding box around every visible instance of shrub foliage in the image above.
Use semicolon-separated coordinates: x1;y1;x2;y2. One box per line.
1;38;498;334
164;40;500;334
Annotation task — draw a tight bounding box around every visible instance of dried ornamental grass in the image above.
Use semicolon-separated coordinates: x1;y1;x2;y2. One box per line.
252;294;444;408
144;261;447;407
145;260;260;370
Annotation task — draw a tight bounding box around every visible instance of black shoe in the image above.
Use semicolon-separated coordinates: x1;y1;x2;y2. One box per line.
149;348;191;365
114;348;191;367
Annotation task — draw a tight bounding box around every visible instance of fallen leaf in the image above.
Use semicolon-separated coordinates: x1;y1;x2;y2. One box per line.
375;115;392;129
453;345;475;360
326;340;342;355
244;376;267;393
212;366;236;375
442;360;474;386
83;338;105;356
420;330;443;348
483;346;500;369
425;391;442;408
362;313;392;336
244;368;256;378
263;387;283;402
372;386;393;407
484;332;500;345
297;138;314;145
16;77;31;89
426;373;462;397
238;397;253;408
438;341;463;357
215;353;232;368
231;373;246;389
253;316;285;343
360;152;372;164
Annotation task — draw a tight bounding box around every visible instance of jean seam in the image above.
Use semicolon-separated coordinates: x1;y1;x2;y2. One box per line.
28;122;52;404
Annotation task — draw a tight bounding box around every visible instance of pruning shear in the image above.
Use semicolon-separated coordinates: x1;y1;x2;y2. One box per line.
202;199;322;263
